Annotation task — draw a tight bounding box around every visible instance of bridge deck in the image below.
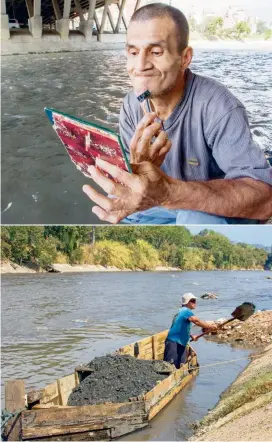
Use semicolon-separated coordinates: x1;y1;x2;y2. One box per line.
6;0;120;25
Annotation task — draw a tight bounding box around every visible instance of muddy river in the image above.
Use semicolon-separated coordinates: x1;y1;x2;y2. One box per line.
2;270;270;439
1;49;272;223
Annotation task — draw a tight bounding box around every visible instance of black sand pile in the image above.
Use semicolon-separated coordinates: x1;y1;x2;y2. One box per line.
68;354;173;406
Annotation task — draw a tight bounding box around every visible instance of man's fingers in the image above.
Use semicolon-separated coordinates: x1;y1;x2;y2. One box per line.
130;116;161;151
83;185;115;211
136;112;157;132
130;113;157;148
140;122;162;145
150;131;169;153
90;161;132;189
92;206;127;224
158;139;172;157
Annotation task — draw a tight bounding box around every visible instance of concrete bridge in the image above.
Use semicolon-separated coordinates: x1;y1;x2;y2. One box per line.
1;0;142;54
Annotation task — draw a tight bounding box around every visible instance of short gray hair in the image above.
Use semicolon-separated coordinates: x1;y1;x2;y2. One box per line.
130;3;189;53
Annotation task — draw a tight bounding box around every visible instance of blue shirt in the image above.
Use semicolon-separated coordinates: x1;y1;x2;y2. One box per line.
167;307;194;346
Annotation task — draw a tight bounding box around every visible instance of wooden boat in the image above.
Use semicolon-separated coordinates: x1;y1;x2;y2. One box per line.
3;330;199;441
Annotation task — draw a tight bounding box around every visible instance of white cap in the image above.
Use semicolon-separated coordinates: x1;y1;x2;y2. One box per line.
181;293;197;305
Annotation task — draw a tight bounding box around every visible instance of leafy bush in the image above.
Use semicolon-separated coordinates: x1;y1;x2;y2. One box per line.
93;240;133;269
70;245;95;265
130;239;160;270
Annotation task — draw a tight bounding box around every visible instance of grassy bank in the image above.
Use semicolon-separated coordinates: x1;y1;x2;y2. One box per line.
191;344;272;441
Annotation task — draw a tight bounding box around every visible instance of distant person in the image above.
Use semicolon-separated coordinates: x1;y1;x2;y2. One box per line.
83;3;272;224
163;293;217;369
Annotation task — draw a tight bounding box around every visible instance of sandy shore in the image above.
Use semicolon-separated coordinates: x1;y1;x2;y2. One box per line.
1;261;265;274
0;261;181;274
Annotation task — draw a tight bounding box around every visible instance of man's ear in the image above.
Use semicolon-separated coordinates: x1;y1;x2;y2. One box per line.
182;46;193;69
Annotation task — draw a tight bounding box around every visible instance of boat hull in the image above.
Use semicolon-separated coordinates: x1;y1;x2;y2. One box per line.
4;330;199;441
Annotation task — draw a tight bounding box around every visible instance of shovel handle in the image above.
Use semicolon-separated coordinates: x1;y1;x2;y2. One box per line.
190;317;235;342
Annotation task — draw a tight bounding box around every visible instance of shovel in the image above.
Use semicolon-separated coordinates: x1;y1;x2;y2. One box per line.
191;302;256;341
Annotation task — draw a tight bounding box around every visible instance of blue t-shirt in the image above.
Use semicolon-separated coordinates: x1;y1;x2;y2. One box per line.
167;307;194;346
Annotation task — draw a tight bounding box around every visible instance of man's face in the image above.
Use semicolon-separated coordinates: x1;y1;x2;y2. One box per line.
126;17;191;97
187;299;196;310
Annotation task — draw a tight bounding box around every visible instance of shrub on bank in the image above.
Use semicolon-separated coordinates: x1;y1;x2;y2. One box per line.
129;239;160;270
92;240;133;269
54;251;69;264
69;245;95;265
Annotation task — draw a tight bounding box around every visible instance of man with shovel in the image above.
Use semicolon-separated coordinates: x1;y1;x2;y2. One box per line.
164;293;217;369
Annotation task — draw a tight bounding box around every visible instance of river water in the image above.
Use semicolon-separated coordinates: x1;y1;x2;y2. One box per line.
2;270;271;440
1;49;272;224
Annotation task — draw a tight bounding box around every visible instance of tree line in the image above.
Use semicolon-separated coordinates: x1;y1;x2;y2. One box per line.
1;226;270;271
188;16;272;41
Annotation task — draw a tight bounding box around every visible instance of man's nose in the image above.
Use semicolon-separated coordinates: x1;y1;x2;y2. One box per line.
135;50;152;71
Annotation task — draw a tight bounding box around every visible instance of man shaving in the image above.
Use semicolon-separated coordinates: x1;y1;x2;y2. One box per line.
164;293;217;369
83;3;272;224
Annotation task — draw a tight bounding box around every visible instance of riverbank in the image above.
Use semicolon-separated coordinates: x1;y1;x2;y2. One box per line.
0;261;181;274
2;34;272;56
190;311;272;440
191;38;272;51
206;310;272;347
191;343;272;441
1;261;267;274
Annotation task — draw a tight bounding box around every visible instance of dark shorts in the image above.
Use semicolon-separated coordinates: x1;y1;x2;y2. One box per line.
163;339;187;369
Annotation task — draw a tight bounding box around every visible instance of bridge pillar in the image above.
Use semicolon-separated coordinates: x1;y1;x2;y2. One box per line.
29;16;43;38
82;0;96;40
98;0;110;42
1;0;10;40
56;18;70;38
115;0;127;33
27;0;42;38
56;0;71;39
81;19;94;40
75;0;95;41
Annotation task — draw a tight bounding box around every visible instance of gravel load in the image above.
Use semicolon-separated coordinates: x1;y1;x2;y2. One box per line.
68;354;173;406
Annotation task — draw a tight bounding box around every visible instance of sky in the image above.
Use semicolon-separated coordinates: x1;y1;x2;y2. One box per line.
188;225;272;246
170;0;272;21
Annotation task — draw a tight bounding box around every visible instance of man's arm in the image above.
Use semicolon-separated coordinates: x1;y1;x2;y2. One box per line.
83;160;272;223
117;106;272;220
165;176;272;220
188;316;217;330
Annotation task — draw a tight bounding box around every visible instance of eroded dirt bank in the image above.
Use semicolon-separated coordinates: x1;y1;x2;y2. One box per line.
191;312;272;441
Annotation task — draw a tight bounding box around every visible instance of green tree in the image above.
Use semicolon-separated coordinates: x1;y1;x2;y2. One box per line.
130;239;160;270
204;17;223;37
234;21;251;39
1;227;12;260
188;16;197;32
257;21;269;34
264;29;272;40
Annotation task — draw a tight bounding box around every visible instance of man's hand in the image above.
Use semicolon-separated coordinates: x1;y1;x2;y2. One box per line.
130;113;171;167
82;158;172;224
202;322;218;333
190;335;199;342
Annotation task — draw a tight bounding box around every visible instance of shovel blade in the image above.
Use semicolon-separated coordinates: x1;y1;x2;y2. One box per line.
231;302;256;321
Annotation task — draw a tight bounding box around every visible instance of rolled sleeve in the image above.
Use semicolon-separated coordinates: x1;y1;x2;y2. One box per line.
208;106;272;185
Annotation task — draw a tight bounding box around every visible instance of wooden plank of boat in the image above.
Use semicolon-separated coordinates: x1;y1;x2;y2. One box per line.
22;401;147;440
4;330;199;441
4;380;25;441
144;356;198;420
